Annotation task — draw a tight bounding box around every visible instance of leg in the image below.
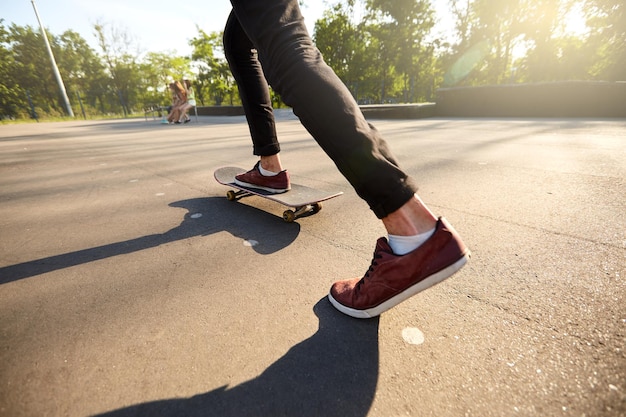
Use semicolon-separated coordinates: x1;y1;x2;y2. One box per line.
229;0;415;218
224;11;281;166
178;103;191;122
224;10;288;192
382;194;437;236
228;0;469;317
171;107;182;123
167;108;177;123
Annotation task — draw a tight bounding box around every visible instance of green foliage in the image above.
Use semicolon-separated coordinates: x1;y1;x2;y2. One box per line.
315;0;439;102
1;0;623;121
0;20;22;118
189;28;239;106
583;0;626;80
140;52;192;105
440;0;625;85
314;0;624;99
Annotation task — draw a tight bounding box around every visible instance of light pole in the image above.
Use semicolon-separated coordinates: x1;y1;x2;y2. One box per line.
30;0;74;117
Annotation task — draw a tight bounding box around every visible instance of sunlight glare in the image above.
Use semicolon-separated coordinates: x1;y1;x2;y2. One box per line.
562;3;588;37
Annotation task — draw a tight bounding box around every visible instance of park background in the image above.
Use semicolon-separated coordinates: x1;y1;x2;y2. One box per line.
0;0;624;121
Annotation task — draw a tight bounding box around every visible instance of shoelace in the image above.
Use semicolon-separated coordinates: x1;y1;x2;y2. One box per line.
357;252;383;289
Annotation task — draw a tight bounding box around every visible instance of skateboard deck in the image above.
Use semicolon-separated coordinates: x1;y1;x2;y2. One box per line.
214;166;343;222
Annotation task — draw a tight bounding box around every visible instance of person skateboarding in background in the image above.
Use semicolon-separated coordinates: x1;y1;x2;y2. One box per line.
224;0;470;318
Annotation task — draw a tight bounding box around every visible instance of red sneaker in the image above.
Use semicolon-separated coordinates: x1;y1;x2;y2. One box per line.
329;217;470;318
235;162;291;193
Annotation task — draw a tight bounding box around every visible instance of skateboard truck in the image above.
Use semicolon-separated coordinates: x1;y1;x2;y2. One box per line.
225;188;322;222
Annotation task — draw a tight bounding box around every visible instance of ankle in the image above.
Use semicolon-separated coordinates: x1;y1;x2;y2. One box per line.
260;155;283;173
382;195;437;236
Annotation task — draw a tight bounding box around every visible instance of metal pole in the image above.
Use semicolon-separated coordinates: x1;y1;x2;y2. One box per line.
30;0;74;117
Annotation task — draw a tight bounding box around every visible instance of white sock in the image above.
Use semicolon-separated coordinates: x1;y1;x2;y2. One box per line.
259;165;279;176
388;228;436;256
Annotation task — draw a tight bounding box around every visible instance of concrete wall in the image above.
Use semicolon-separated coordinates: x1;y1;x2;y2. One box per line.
436;81;626;118
195;106;245;116
195;81;625;119
359;103;437;119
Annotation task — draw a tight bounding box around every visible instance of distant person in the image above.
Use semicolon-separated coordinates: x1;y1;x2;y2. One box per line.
177;79;195;123
223;0;470;318
166;81;187;124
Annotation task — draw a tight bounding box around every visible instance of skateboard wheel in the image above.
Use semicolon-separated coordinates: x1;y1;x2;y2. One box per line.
226;190;237;201
283;210;296;223
312;202;322;213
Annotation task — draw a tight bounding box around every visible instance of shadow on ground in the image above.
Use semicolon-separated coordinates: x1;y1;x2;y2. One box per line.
94;297;380;417
0;197;300;285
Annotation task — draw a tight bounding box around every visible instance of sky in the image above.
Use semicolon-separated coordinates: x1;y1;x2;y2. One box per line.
3;0;460;56
3;0;588;61
2;0;337;56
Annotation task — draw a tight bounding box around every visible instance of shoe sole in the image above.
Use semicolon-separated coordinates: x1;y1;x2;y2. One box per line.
328;251;471;319
234;179;290;194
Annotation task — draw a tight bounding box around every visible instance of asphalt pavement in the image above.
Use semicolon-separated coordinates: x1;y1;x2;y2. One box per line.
1;112;624;417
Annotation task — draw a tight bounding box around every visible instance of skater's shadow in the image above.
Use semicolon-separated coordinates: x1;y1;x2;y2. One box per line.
0;197;300;285
93;298;380;417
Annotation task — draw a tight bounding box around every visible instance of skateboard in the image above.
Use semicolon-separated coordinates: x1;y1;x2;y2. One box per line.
214;166;343;222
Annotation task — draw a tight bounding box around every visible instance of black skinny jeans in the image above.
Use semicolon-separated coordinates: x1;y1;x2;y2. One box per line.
225;0;418;218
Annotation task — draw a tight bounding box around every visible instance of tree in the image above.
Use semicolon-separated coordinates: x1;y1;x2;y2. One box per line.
466;0;527;84
583;0;625;80
314;3;361;81
8;24;63;115
140;52;192;105
444;0;624;85
366;0;437;101
314;2;375;102
0;20;23;118
3;1;622;121
94;21;142;115
515;0;577;82
189;28;238;106
54;30;107;116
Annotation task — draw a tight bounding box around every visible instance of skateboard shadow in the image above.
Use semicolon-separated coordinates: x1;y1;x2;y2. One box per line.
93;297;380;417
0;197;300;285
